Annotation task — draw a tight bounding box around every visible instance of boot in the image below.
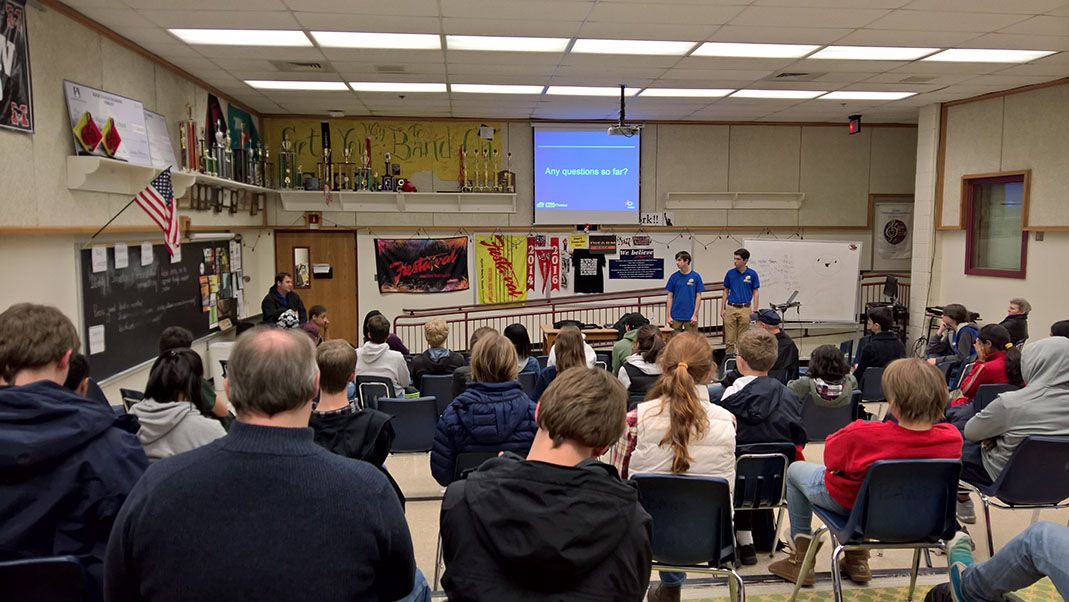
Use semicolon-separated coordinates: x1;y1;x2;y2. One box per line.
768;533;824;586
646;582;681;602
842;549;871;584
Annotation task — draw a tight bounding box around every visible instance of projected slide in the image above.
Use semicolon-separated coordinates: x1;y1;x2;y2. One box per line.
534;128;640;225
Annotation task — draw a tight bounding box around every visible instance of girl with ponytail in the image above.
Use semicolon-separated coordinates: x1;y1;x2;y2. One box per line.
947;325;1024;424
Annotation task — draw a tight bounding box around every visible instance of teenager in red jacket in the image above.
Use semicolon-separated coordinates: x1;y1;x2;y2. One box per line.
950;324;1022;407
768;359;962;587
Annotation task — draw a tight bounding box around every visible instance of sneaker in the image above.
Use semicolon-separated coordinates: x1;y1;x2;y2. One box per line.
737;543;758;566
646;582;681;602
946;531;975;567
956;497;976;524
948;562;968;602
924;583;954;602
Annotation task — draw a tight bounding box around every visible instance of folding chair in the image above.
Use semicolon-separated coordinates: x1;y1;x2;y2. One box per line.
375;397;438;453
517;371;537;398
839;339;854;364
801;393;858;442
735;442;795;558
632;474;745;601
972;383;1020;412
355;375;395;410
720;356;737;380
594;360;608;371
954;361;975;390
0;555;91;601
768;369;789;384
419;374;454;416
119;388;144;412
535;354;549;369
792;459;961;602
858;367;886;419
595;351;612;368
959;436;1069;557
433;451;503;589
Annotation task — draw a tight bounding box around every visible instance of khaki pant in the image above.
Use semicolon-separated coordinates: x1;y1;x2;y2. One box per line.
723;304;752;354
671;319;698;333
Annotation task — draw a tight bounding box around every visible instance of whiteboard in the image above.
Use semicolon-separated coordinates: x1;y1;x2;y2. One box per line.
742;239;863;323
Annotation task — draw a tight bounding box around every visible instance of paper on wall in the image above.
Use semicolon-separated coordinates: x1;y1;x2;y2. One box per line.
114;243;128;269
170;245;182;263
88;325;105;355
141;242;153;266
91;246;107;273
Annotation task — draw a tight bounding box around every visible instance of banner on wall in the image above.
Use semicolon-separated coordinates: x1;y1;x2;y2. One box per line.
375;237;469;294
0;0;32;133
475;235;528;304
875;203;913;260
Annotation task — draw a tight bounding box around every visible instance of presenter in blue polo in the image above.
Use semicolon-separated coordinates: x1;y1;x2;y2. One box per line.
665;251;704;333
721;248;760;354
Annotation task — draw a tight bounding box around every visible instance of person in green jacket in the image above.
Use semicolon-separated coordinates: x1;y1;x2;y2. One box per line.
611;313;650;375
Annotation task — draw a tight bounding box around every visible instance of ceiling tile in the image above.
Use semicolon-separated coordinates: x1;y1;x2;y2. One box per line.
445;64;558;77
125;0;286;9
293;13;440;32
440;18;583;37
812;71;883;83
195;46;329;61
63;0;132;9
728;6;890;28
282;0;439;15
561;54;681;69
109;25;172;47
997;15;1069;35
137;9;302;28
890;61;1004;75
865;10;1030;32
445;51;563;66
547;75;656;86
902;0;1067;14
209;58;281;71
72;7;159;28
134;42;206;58
164;56;221;72
554;65;666;79
332;61;447;76
663;67;777;80
753;0;909;6
788;59;911;73
832;29;981;46
707;25;854;44
863;72;975;85
958;73;1065;87
991;62;1069;76
575;22;717;40
320;49;446;63
959;34;1069;51
441;0;594;21
676;57;797;71
586;3;743;25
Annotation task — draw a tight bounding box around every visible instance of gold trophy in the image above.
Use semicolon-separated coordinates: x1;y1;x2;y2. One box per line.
279;132;296;189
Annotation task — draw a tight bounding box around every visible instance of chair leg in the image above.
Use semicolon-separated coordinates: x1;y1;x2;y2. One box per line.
1030;509;1041;525
771;507;786;558
726;566;746;602
830;544;846;602
790;526;826;602
432;534;443;590
923;546;933;568
907;548;921;602
981;495;995;558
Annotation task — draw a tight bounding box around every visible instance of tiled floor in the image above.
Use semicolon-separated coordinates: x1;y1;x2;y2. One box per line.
387;443;1069;599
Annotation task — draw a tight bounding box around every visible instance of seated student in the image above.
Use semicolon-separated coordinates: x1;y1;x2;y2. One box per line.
717;328;806;565
452;326;496;398
309;340;404;506
853;306;906;387
1052;319;1069;338
616;324;665;409
925;523;1069;601
409;319;466;388
998;298;1030;346
356;314;411;394
363;310;410;355
308;304;330;339
440;368;652;601
611;312;649;374
431;332;537;486
300;321;321;345
534;325;587;401
926;303;979;381
62;352;92;399
158;326;233;429
768;358;963;586
949;324;1019;408
547;331;597;368
612;333;736;599
504;323;540;374
129;349;227;461
717;308;797;389
788;344;857;409
0;303;148;594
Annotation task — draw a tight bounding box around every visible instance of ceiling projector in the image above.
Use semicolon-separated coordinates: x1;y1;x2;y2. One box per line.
607;84;642;137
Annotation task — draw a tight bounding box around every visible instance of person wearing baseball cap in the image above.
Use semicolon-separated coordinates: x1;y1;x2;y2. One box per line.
750;309;799;383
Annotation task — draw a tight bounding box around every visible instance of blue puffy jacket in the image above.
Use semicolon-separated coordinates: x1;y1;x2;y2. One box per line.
430;380;537;486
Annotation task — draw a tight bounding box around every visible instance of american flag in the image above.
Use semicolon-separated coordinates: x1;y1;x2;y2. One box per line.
135;168;180;255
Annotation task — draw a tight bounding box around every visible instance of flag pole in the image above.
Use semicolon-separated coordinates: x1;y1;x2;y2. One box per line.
82;198;138;249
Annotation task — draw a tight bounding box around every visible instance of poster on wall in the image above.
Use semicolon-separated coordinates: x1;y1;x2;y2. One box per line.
0;0;32;133
376;237;469;294
525;235;561;295
475;234;528;304
64;80;152;166
144;110;177;170
875;203;914;260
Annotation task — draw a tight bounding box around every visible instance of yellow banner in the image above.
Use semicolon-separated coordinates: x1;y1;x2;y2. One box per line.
568;234;588;249
475;235;528;304
261;118;505;182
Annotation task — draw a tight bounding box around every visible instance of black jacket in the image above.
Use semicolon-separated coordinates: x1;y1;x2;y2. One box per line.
260;286;307;324
717;376;806;447
999;314;1029;345
623;363;659;409
309;407;406;506
410;348;467;387
773;331;800;382
854;331;906;386
440;454;652;601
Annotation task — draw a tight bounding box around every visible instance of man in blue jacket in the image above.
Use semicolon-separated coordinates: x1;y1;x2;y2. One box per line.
0;303;148;593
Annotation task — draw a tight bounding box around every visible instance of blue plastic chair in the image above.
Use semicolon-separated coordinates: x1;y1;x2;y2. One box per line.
376;396;438;453
858;366;886;419
632;474;745;601
419;374;454;416
954;361;975;390
800;393;858;442
959;435;1069;557
432;450;504;590
792;459;961;602
535;354;549;369
972;383;1020;412
735;442;795;558
720;356;737;380
839;339;854;364
355;375;395;410
119;388;144;412
0;555;91;601
517;371;537;398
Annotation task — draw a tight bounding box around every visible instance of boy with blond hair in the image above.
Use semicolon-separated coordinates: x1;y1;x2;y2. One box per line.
409;319;466;387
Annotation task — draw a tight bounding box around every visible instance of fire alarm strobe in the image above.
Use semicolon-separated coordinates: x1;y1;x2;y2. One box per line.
848;114;862;135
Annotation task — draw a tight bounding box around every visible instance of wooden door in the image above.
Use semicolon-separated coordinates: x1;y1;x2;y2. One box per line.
274;231;358;345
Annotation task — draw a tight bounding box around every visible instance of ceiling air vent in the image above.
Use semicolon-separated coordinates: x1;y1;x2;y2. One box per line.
270;60;325;72
900;75;937;84
765;72;827;82
374;65;408;74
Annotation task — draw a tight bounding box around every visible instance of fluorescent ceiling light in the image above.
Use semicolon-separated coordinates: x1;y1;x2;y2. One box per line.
451;84;545;94
571;38;695;56
311;31;441;49
446;35;568;52
730;89;826;99
820;91;917;100
245;80;348;90
639;88;734;98
545;86;641;96
170;29;311;47
692;42;818;58
349;82;447;92
810;46;938;60
923;48;1056;63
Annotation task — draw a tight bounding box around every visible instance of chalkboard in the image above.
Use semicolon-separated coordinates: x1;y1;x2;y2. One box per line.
79;240;237;380
743;239;863;323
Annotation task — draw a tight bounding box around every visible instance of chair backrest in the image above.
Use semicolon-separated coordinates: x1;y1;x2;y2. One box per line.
839;339;854;364
768;369;788;384
419;374;454;415
596;350;612;367
987;436;1069;506
0;555;90;601
860;367;885;402
955;362;975;389
801;392;857;442
376;397;439;453
720;356;737;380
535;354;549;369
517;371;537;398
973;383;1020;412
843;459;960;544
453;451;499;481
357;380;391;411
119;388;144;412
734;442;794;510
594;360;608;371
632;474;735;568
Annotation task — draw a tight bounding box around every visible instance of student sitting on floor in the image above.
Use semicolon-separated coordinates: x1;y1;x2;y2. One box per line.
788;344;857;409
768;358;962;587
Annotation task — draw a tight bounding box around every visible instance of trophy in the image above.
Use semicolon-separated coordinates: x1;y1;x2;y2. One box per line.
318;121;333;190
497;151;516;193
382;152;395;192
458;146;468;192
481;146;491;192
356;138;371;191
223;128;234;181
278;132;296;190
341;146;353;190
232;121;246;183
199;127;215;176
471;148;481;190
492;149;500;192
178;105;198;172
213;121;226;179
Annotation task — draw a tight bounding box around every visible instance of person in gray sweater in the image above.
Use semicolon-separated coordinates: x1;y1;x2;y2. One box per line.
130;349;225;461
961;336;1069;485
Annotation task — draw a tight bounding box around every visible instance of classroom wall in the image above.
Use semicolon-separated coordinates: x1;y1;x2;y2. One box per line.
929;81;1069;339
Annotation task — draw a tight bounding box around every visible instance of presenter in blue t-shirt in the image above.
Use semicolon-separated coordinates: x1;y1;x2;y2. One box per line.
665;251;704;333
721;248;760;354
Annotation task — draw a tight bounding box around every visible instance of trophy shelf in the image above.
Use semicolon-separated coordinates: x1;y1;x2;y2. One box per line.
665;191;805;210
185;171;274;195
278;191;516;214
67;156;196;198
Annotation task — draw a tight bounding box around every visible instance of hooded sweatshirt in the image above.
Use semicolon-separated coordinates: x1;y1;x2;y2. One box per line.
964;336;1069;479
717;376;807;448
430;381;537;485
355;341;410;392
617;353;662;408
440;454;652;601
130;399;226;461
788;373;858;408
409;347;466;387
0;381;148;591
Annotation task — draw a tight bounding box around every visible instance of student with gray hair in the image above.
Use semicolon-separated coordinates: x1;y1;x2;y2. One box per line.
998;298;1030;345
